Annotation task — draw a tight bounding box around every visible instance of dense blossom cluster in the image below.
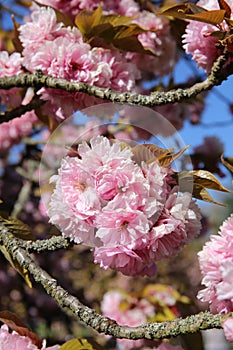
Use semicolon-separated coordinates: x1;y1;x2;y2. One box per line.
198;213;233;342
198;213;233;314
0;0;178;151
0;51;37;151
0;324;59;350
183;0;233;72
48;135;201;276
0;111;37;152
15;2;176;121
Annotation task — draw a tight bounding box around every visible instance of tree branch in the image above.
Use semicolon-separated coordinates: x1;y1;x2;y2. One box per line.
0;53;231;109
0;95;44;124
0;226;232;341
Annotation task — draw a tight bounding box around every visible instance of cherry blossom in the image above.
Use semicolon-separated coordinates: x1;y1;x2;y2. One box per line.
183;0;233;72
101;288;186;349
198;213;233;314
0;51;23;109
0;111;37;152
48;135;201;276
222;318;233;342
130;10;176;76
0;324;60;350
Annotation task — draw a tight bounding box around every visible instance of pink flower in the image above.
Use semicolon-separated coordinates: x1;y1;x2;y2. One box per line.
222;317;233;342
182;0;233;72
129;10;176;76
19;6;63;53
101;290;155;349
0;51;24;109
36;0;139;20
24;36;92;80
94;245;157;277
154;344;185;350
198;213;233;313
0;324;60;350
19;5;140;120
91;48;140;91
0;111;37;152
101;290;155;325
148;190;201;261
101;289;185;349
48;136;201;276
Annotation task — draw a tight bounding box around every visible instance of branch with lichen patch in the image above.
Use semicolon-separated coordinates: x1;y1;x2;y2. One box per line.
0;226;232;341
0;53;231;111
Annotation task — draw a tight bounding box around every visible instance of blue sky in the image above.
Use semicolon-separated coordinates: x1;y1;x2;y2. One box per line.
174;58;233;157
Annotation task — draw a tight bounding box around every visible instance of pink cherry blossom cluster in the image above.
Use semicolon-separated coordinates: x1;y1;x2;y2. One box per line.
0;51;23;109
0;324;59;350
198;213;233;342
183;0;233;72
198;213;233;314
0;111;37;153
5;0;175;122
48;135;201;276
0;51;37;151
18;5;140;121
101;289;185;349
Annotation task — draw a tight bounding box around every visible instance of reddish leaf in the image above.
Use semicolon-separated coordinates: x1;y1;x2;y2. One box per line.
160;3;226;25
11;15;24;52
156;145;190;167
220;32;233;52
0;212;35;240
0;245;32;288
75;4;155;54
186;10;226;25
75;4;104;39
0;311;43;348
218;0;232;18
192;184;225;205
33;1;73;26
132;144;169;164
221;155;233;174
191;169;232;192
15;0;32;7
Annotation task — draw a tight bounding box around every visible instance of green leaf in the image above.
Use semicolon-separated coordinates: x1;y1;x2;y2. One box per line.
59;338;95;350
0;311;42;348
160;3;226;25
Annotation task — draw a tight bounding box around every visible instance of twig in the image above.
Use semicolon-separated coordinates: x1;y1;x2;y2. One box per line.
11;181;31;218
0;95;44;124
0;226;232;340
